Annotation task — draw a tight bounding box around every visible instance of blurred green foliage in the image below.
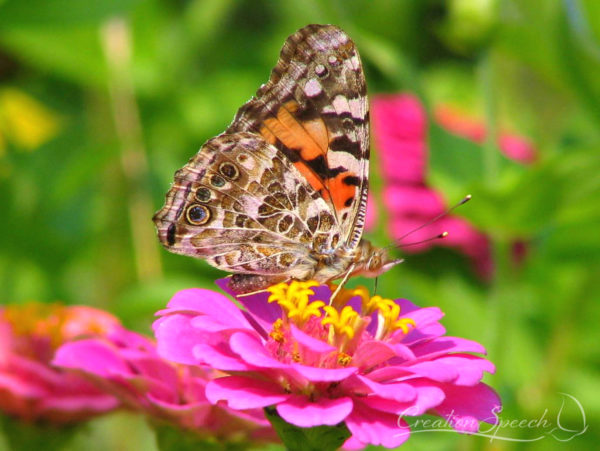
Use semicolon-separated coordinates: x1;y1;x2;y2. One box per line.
0;0;598;450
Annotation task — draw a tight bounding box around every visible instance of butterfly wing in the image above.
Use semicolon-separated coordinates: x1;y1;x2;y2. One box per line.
153;132;341;279
227;24;370;249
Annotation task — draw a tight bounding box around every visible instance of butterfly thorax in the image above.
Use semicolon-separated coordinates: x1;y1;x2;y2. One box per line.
311;239;402;283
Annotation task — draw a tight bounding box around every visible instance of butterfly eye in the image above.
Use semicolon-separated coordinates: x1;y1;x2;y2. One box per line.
186;204;211;225
195;187;211;202
219;162;240;180
210;174;226;187
368;255;381;270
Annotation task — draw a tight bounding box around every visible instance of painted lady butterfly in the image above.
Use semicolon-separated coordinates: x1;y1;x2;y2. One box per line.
153;24;402;294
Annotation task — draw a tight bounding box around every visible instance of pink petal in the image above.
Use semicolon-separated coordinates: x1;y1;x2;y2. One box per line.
383;185;445;217
433;382;501;431
154;315;210;365
352;341;397;368
53;340;130;377
380;143;427;184
397;381;446;415
276;395;353;427
355;376;417;403
228;332;288;368
165;289;249;327
401;359;459;384
358;380;445;417
290;363;357;382
192;344;253;371
40;394;119;413
345;400;411;448
342;435;367;450
215;278;281;331
427;355;495;386
498;134;538;164
190;315;253;333
290;324;336;354
205;376;289;409
411;336;486;358
0;373;47;398
364;192;377;231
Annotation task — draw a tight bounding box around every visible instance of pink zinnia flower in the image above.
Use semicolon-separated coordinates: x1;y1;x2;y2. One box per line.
0;303;120;423
154;281;500;449
372;94;537;279
54;323;274;443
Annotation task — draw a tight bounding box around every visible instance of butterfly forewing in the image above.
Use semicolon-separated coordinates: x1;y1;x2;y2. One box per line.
227;24;370;249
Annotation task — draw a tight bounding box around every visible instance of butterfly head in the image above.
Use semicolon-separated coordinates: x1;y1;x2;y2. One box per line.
352;240;403;278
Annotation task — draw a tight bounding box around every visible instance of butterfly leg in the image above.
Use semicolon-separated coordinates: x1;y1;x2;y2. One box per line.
228;274;288;295
329;264;356;305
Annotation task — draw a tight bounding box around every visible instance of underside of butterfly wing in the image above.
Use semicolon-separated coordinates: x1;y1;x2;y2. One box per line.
153;132;342;280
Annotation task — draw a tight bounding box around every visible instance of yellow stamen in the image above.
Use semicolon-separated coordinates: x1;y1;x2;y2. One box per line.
328;283;370;309
267;281;323;326
374;297;416;337
269;319;285;343
337;352;352;366
322;305;359;340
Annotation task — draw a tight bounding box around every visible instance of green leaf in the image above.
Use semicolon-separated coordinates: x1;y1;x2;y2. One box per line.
264;407;350;451
0;27;108;86
153;423;223;451
429;123;486;190
0;0;140;27
0;415;81;451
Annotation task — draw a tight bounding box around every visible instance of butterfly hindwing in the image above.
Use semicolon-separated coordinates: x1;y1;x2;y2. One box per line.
153;132;342;278
227;24;370;249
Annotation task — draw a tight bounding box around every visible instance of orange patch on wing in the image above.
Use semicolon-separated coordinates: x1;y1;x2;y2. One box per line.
259;100;330;194
329;172;357;212
293;161;330;201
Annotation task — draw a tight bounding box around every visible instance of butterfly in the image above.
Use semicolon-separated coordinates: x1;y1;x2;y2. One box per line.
153;24;402;295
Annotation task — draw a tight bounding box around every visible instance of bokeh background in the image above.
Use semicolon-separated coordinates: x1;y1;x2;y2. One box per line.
0;0;598;449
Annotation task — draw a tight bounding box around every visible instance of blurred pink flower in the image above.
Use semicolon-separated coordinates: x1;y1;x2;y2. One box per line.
0;303;120;423
154;281;500;449
372;94;537;279
54;323;274;443
434;104;538;164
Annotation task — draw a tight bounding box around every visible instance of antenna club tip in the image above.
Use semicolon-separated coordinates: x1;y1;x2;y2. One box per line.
440;231;449;238
465;194;472;200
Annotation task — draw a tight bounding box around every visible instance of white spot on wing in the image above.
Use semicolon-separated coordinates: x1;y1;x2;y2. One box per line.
332;95;350;114
304;78;322;97
349;97;365;119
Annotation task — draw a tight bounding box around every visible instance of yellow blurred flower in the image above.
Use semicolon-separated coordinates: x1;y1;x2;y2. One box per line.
0;88;62;155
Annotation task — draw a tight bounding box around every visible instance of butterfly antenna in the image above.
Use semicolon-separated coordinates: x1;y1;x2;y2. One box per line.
385;194;471;250
398;231;449;248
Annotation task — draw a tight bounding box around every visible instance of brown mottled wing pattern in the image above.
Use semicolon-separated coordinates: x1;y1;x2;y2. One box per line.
153;132;341;279
227;24;370;249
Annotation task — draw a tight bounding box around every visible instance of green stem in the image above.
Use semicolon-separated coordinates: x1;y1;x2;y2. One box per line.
479;50;499;189
100;18;163;283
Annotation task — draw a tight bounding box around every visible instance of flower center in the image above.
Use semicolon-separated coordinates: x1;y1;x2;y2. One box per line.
2;303;119;355
266;281;416;363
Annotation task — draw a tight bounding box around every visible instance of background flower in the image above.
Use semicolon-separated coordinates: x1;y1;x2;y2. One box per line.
0;303;120;423
54;321;275;444
372;94;537;279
